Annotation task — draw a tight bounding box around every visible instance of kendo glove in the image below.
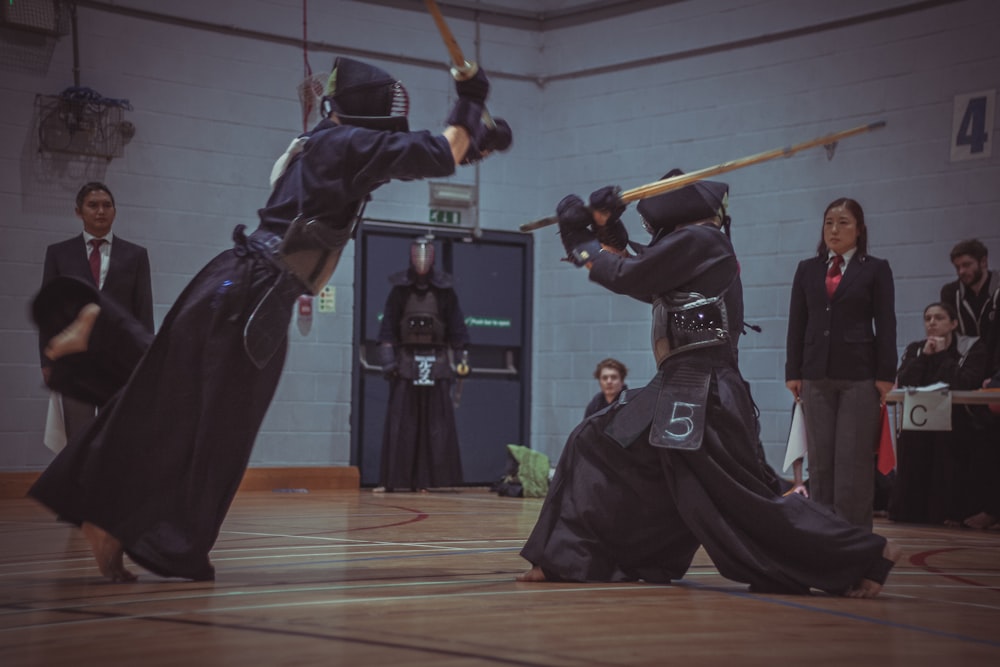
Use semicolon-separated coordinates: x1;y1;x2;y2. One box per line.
453;65;490;104
446;99;485;142
589;186;629;251
556;194;601;267
376;343;398;380
460;117;513;165
589;186;626;221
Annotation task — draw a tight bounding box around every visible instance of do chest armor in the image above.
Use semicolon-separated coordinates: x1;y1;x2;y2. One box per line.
651;287;732;366
400;289;446;347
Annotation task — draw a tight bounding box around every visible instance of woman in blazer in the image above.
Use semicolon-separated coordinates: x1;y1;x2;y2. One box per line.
785;198;896;529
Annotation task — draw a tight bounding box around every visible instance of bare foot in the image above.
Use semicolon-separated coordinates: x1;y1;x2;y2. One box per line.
81;521;137;583
845;539;901;599
44;303;101;361
963;512;996;530
515;565;548;582
372;486;386;494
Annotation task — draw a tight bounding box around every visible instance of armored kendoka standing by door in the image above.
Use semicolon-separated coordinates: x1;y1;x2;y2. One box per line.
29;56;511;582
518;173;900;598
375;237;469;492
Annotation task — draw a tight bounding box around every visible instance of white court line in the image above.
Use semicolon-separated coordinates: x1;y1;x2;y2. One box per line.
0;546;521;579
212;540;524;554
221;530;484;550
0;582;683;631
0;576;667;621
883;591;1000;611
209;546;517;564
10;574;999;636
4;568;993;624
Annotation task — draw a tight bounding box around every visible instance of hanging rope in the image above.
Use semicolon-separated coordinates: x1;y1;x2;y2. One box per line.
303;0;312;80
297;0;319;132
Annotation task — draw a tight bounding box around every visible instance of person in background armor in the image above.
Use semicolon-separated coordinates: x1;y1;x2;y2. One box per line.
29;56;509;582
375;236;470;493
517;171;900;598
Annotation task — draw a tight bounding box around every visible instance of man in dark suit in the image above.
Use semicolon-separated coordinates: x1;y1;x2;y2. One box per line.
40;182;154;446
785;198;896;530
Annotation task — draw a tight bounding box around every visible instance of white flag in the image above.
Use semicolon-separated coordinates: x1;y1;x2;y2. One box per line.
782;401;808;473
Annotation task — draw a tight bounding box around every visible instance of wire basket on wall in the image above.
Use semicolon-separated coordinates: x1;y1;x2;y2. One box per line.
1;0;69;36
35;88;135;160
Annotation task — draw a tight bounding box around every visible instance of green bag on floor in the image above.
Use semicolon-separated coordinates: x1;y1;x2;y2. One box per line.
503;444;550;498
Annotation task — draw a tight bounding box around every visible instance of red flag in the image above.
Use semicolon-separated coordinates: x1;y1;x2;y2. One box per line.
877;404;896;475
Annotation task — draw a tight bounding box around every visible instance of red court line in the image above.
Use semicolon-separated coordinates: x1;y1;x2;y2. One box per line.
909;547;1000;592
343;503;429;532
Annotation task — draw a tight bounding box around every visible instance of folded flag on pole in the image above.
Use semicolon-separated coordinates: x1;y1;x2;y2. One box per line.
782;401;807;473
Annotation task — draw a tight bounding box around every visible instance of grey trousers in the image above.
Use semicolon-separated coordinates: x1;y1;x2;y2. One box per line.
801;378;881;529
61;395;98;444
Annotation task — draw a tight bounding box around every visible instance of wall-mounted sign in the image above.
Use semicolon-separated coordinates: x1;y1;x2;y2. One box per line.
465;316;512;328
951;90;994;161
430;209;462;225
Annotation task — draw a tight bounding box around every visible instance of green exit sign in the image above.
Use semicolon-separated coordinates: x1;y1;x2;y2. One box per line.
429;209;461;225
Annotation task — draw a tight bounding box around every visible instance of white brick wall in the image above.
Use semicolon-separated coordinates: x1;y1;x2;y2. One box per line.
532;0;1000;468
1;0;997;475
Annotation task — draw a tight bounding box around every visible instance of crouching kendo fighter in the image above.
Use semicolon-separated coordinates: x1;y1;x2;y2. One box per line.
29;56;512;582
518;173;900;598
375;236;470;493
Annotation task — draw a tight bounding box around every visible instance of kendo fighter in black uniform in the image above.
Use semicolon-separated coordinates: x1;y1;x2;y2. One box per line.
375;236;470;492
518;174;900;598
30;56;511;582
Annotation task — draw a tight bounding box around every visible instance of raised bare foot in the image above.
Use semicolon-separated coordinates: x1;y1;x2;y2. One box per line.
845;539;901;599
81;521;136;583
515;565;548;582
44;303;101;361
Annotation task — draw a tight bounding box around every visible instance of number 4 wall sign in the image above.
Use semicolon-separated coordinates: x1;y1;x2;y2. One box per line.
951;89;995;161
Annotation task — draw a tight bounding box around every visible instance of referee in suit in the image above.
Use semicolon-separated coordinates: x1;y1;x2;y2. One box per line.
785;197;896;530
40;182;154;446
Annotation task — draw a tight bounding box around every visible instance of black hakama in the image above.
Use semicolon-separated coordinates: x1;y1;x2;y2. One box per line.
30;120;457;579
522;223;888;594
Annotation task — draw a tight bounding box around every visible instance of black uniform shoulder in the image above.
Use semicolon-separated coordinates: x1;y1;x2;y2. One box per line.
111;236;148;252
48;234;84;251
388;269;412;287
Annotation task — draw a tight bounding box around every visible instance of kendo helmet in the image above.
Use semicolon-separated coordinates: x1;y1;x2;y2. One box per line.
636;169;731;237
410;236;435;276
322;56;410;132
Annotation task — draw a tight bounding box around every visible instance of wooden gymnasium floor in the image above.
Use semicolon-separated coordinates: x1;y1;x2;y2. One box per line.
1;488;999;666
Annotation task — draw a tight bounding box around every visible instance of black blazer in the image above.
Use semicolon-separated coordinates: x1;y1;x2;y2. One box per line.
785;253;896;383
40;233;154;365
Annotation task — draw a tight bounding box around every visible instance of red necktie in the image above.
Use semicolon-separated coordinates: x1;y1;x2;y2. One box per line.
825;254;843;298
89;238;106;286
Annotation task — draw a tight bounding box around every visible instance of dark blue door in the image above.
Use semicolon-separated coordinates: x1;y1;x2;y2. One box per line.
352;222;533;486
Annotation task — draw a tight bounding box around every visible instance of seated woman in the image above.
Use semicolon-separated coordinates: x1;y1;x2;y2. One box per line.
584;358;629;418
888;302;990;526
